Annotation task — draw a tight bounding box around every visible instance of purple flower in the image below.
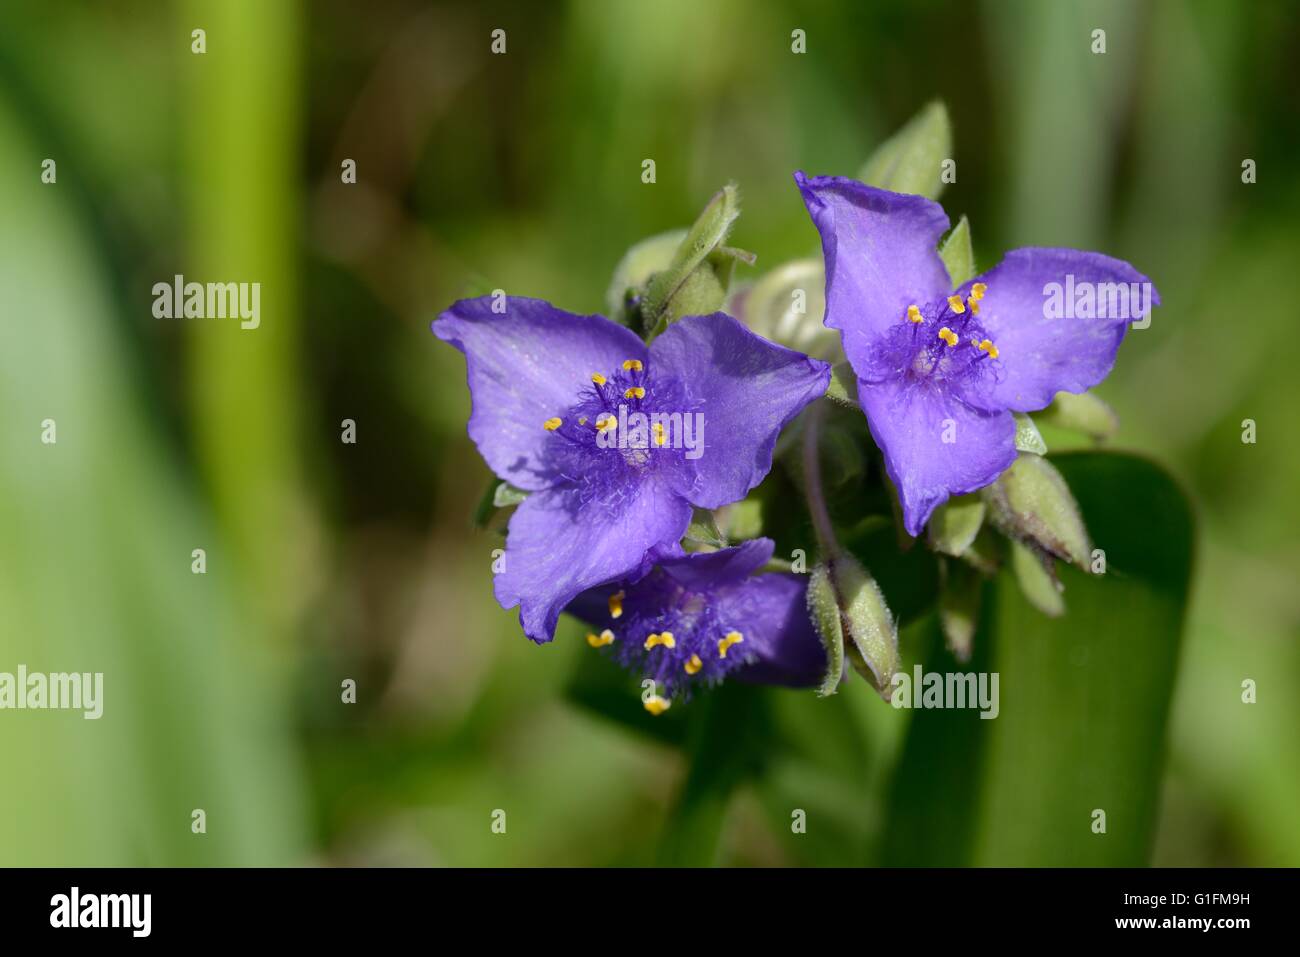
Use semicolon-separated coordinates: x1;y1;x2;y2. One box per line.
796;172;1160;536
433;297;830;643
567;538;826;709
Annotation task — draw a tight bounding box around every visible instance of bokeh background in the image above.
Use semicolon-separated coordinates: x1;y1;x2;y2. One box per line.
1;0;1297;866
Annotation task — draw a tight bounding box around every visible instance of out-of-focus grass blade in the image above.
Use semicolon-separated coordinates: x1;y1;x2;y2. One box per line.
882;452;1193;865
0;92;306;864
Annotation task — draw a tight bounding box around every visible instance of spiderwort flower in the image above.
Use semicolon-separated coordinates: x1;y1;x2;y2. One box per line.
566;538;827;710
795;172;1160;536
433;297;830;643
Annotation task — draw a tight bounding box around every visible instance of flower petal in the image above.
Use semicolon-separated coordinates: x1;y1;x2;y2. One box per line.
957;248;1160;412
795;172;951;371
433;296;648;490
649;312;830;509
657;537;774;588
719;574;826;689
494;476;691;643
860;376;1017;537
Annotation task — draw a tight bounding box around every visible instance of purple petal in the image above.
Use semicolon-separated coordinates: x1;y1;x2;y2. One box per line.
720;574;826;689
649;313;830;509
860;376;1017;537
795;172;951;371
433;296;648;490
495;476;691;643
957;248;1160;412
657;538;775;588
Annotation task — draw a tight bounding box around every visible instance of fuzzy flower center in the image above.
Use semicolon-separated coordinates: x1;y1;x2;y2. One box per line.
861;283;1001;393
536;358;700;507
585;572;754;709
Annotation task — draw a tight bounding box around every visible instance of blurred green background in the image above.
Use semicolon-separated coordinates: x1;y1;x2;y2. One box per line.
1;0;1297;866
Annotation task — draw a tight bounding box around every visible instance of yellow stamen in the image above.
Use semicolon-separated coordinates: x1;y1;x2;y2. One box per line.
591;373;606;385
608;590;624;619
977;339;1000;359
653;423;667;446
578;416;588;425
967;297;980;315
543;417;562;431
595;415;616;432
622;359;643;371
905;304;923;324
937;327;959;347
643;694;671;716
947;294;966;314
684;654;703;675
644;631;676;650
717;631;744;658
970;282;987;301
624;386;646;399
586;629;615;648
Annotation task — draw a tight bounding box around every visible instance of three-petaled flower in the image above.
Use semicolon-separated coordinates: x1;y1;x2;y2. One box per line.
567;538;827;709
796;172;1160;536
433;297;830;642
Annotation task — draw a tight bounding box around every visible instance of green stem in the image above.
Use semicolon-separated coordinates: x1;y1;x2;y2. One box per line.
802;400;841;559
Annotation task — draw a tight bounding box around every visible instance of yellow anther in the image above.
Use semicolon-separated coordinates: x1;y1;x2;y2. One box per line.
977;339;1000;359
608;590;624;619
947;294;966;314
591;373;606;385
652;423;667;446
622;359;643;371
643;695;671;716
578;416;588;425
644;631;676;650
595;415;616;432
937;327;959;347
624;386;646;399
684;654;703;675
970;282;988;301
717;631;744;658
905;304;923;324
967;297;980;315
586;629;615;648
543;417;562;431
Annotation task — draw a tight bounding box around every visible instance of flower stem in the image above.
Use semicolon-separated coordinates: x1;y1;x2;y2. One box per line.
802;400;841;560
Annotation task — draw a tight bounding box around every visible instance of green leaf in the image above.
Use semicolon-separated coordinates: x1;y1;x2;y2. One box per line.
881;451;1193;866
825;361;860;408
857;100;953;199
605;228;687;322
656;683;770;866
1037;390;1121;441
641;183;743;337
1013;412;1048;455
939;215;976;288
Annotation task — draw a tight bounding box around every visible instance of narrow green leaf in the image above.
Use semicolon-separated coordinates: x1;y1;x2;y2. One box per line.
642;183;742;336
882;452;1193;866
857;100;953;199
939;215;976;288
604;228;687;322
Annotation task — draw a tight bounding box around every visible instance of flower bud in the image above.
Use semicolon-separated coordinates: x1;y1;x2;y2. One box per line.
983;453;1091;568
807;555;898;698
1037;390;1121;441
